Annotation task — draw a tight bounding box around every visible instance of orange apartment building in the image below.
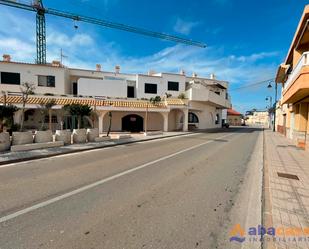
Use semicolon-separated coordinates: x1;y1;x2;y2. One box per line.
276;5;309;150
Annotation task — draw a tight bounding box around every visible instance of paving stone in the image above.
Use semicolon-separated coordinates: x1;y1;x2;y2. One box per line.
265;130;309;249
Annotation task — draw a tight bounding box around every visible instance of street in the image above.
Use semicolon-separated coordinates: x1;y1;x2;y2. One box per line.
0;128;263;249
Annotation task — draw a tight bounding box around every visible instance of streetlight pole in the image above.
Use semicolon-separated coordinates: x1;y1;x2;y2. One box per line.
266;96;273;130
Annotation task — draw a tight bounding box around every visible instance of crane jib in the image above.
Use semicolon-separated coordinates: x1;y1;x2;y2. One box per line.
0;0;206;64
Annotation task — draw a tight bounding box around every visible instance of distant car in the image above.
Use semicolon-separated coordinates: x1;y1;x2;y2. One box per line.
222;122;230;128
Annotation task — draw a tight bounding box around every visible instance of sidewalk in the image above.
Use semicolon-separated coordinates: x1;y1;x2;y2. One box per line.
263;130;309;249
0;132;192;165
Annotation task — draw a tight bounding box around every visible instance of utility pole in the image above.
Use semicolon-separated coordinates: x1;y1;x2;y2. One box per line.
273;83;278;132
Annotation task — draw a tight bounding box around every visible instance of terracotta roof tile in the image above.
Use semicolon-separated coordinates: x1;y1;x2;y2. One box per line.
227;108;242;116
0;95;172;109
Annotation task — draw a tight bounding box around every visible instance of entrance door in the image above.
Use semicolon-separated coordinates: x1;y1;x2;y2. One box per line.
122;114;143;132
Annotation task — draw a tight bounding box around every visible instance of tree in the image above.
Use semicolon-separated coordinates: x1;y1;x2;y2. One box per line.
107;111;112;136
20;82;35;131
45;99;57;130
0;105;18;132
63;104;92;129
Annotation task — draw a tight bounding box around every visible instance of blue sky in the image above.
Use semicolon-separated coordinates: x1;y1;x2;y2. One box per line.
0;0;308;113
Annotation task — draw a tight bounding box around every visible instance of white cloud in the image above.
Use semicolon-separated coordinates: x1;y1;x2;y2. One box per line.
173;18;200;35
47;31;93;48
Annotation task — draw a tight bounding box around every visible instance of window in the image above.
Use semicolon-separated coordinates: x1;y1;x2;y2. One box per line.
215;91;221;95
38;75;55;87
1;72;20;85
144;83;157;94
188;112;199;123
44;115;58;123
168;81;179;91
127;86;135;98
72;82;78;96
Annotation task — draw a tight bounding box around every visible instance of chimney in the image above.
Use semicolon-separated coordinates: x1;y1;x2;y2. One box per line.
52;60;61;67
115;65;120;74
96;64;101;71
180;69;185;75
3;54;11;62
192;72;197;78
210;73;216;79
148;70;156;76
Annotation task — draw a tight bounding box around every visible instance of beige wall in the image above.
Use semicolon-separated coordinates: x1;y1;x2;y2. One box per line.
102;111;164;132
228;115;241;126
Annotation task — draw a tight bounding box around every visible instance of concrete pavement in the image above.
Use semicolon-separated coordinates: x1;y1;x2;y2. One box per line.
0;128;263;249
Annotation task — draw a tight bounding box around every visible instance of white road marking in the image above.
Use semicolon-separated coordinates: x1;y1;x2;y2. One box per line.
0;132;201;169
0;133;235;223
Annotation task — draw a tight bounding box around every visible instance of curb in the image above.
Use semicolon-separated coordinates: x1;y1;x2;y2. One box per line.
261;129;276;249
0;132;196;166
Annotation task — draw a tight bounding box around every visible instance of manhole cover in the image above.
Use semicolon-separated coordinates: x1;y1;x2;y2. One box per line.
277;172;299;180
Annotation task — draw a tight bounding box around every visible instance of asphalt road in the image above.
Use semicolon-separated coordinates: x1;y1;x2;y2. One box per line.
0;127;263;249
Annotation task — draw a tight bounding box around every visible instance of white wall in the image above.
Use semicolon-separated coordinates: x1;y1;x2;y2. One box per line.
0;62;66;95
136;73;186;99
78;78;127;98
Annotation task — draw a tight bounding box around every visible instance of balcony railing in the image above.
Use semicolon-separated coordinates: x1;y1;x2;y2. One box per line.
284;52;309;90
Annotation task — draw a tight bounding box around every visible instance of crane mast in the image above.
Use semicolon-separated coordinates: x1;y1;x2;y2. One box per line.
0;0;206;65
35;0;46;64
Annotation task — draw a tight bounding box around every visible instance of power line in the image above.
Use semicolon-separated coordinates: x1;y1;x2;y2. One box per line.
230;78;275;91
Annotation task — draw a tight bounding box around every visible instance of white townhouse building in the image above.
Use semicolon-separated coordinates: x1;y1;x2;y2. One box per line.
0;55;231;133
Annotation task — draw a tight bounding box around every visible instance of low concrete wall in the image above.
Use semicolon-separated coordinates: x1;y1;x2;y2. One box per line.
73;129;87;144
12;131;33;145
87;128;99;142
34;130;53;143
11;141;64;152
0;132;11;152
55;130;72;145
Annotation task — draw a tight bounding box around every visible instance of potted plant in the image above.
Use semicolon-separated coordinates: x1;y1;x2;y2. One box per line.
55;106;72;145
0;104;18;151
64;104;92;143
12;82;36;146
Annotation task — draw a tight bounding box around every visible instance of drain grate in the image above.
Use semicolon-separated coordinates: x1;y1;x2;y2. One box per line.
277;172;299;180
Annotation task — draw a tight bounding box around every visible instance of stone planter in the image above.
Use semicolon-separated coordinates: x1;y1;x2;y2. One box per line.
12;131;33;146
34;130;53;143
55;130;72;145
0;132;11;152
73;129;87;144
87;128;99;142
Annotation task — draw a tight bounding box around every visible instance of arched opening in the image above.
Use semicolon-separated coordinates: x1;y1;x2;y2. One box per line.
122;114;144;132
188;112;199;123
